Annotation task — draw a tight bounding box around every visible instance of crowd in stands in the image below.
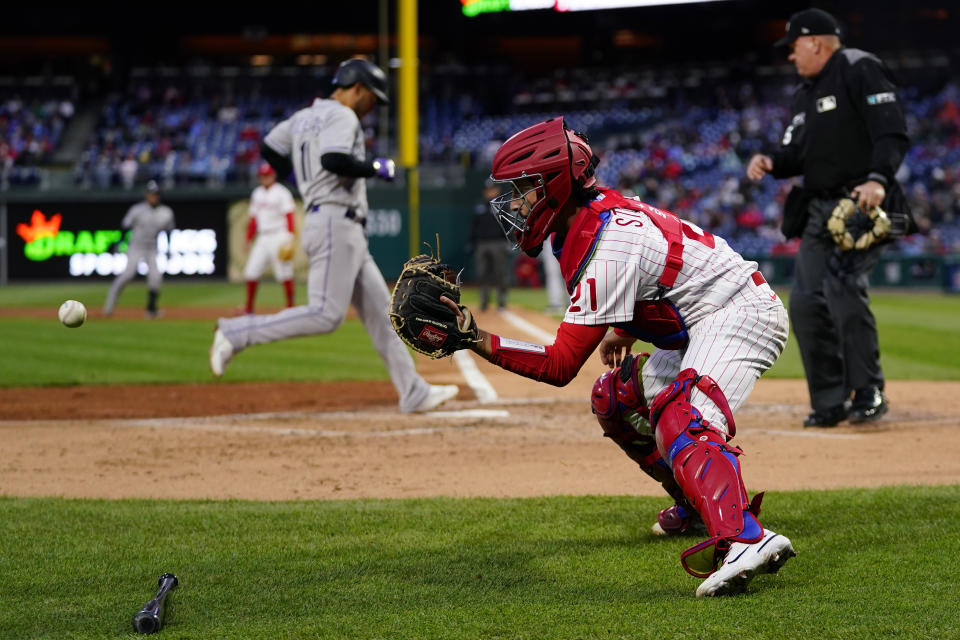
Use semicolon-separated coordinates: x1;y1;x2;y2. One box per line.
71;65;357;191
74;83;301;190
440;65;960;258
6;58;960;258
0;94;74;188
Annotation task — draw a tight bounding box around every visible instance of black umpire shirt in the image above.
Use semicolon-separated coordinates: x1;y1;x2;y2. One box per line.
770;47;909;193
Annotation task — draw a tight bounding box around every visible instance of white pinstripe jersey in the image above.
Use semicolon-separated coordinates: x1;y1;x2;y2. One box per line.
562;203;760;328
249;182;296;234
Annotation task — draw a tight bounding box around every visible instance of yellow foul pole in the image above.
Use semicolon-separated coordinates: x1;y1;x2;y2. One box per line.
398;0;419;258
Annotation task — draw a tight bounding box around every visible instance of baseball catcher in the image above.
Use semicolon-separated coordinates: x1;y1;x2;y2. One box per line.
389;253;481;358
400;116;796;597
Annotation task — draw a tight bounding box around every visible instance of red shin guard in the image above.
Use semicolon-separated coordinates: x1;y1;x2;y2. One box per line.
650;368;763;577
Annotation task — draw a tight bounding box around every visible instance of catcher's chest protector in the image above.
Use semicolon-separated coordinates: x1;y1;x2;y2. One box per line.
649;368;764;577
558;189;691;348
586;189;692;289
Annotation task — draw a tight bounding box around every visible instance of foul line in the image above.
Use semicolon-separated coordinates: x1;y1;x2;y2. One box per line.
451;310;556;404
453;351;499;403
498;310;556;344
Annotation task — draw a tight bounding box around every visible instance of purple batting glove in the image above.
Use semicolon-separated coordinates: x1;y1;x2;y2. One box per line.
373;158;396;181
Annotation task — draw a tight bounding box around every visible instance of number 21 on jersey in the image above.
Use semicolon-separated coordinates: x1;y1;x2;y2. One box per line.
568;278;597;313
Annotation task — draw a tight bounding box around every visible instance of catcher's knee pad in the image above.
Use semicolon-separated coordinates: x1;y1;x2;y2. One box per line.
591;353;651;437
592;355;654;460
591;354;686;502
649;368;763;578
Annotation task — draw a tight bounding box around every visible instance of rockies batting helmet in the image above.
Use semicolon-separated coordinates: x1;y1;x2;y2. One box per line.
332;59;389;104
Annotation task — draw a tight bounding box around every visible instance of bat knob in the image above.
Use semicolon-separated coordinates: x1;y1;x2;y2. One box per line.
158;573;179;588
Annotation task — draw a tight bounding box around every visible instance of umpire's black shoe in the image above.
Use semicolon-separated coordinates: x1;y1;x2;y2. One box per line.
848;387;888;424
803;404;848;428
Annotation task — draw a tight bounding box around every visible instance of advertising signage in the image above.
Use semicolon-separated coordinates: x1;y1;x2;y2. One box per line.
6;200;227;280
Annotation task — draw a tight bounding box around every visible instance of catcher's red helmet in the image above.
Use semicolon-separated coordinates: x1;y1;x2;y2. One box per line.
257;162;275;177
489;117;598;253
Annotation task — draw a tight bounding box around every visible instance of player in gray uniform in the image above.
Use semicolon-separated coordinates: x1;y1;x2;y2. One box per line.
103;180;175;318
209;58;459;413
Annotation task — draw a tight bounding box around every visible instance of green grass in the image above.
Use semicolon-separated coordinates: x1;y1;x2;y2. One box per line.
0;317;389;386
1;282;959;386
0;486;956;639
0;281;265;309
2;290;957;639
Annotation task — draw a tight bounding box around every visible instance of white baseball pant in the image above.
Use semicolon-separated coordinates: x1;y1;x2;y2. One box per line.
104;246;163;315
218;203;432;412
244;230;294;282
641;276;789;435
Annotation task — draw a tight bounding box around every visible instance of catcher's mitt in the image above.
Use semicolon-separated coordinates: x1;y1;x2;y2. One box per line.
389;254;481;358
277;240;296;262
826;197;892;251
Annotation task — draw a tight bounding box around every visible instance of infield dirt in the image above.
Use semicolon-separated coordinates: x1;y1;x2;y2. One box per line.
2;308;958;500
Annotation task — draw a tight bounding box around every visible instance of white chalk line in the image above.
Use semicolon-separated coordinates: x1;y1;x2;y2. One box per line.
498;309;556;344
453;351;499;403
449;308;555;404
107;407;510;427
107;420;509;439
750;428;864;440
104;413;868;441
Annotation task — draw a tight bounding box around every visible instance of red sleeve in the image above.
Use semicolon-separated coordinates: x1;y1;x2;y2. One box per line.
246;217;257;241
488;322;607;386
285;212;295;233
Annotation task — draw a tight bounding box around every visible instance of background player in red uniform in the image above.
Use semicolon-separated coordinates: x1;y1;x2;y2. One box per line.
242;162;297;314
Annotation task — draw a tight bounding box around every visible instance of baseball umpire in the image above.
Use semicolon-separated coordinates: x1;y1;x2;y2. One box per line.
746;8;912;427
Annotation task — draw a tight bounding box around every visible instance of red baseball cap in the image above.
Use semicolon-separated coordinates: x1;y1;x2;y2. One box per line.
257;162;276;177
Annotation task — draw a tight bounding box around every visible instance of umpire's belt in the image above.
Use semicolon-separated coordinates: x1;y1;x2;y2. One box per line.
307;203;366;228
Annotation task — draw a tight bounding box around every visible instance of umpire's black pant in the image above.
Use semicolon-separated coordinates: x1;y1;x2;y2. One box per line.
789;198;885;412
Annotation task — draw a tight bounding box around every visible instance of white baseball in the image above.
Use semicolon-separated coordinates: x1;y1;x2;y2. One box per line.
58;300;87;328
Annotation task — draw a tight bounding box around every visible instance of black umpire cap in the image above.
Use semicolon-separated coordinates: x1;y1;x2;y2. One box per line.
332;59;390;104
774;8;842;47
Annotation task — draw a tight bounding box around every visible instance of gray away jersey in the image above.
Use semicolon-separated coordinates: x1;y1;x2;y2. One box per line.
262;98;367;213
122;201;175;250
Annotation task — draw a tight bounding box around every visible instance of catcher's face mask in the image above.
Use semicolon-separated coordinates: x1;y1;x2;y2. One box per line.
489;173;557;251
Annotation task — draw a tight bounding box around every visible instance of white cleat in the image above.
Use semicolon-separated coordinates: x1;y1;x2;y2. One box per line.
695;529;796;598
209;329;235;378
406;384;459;413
